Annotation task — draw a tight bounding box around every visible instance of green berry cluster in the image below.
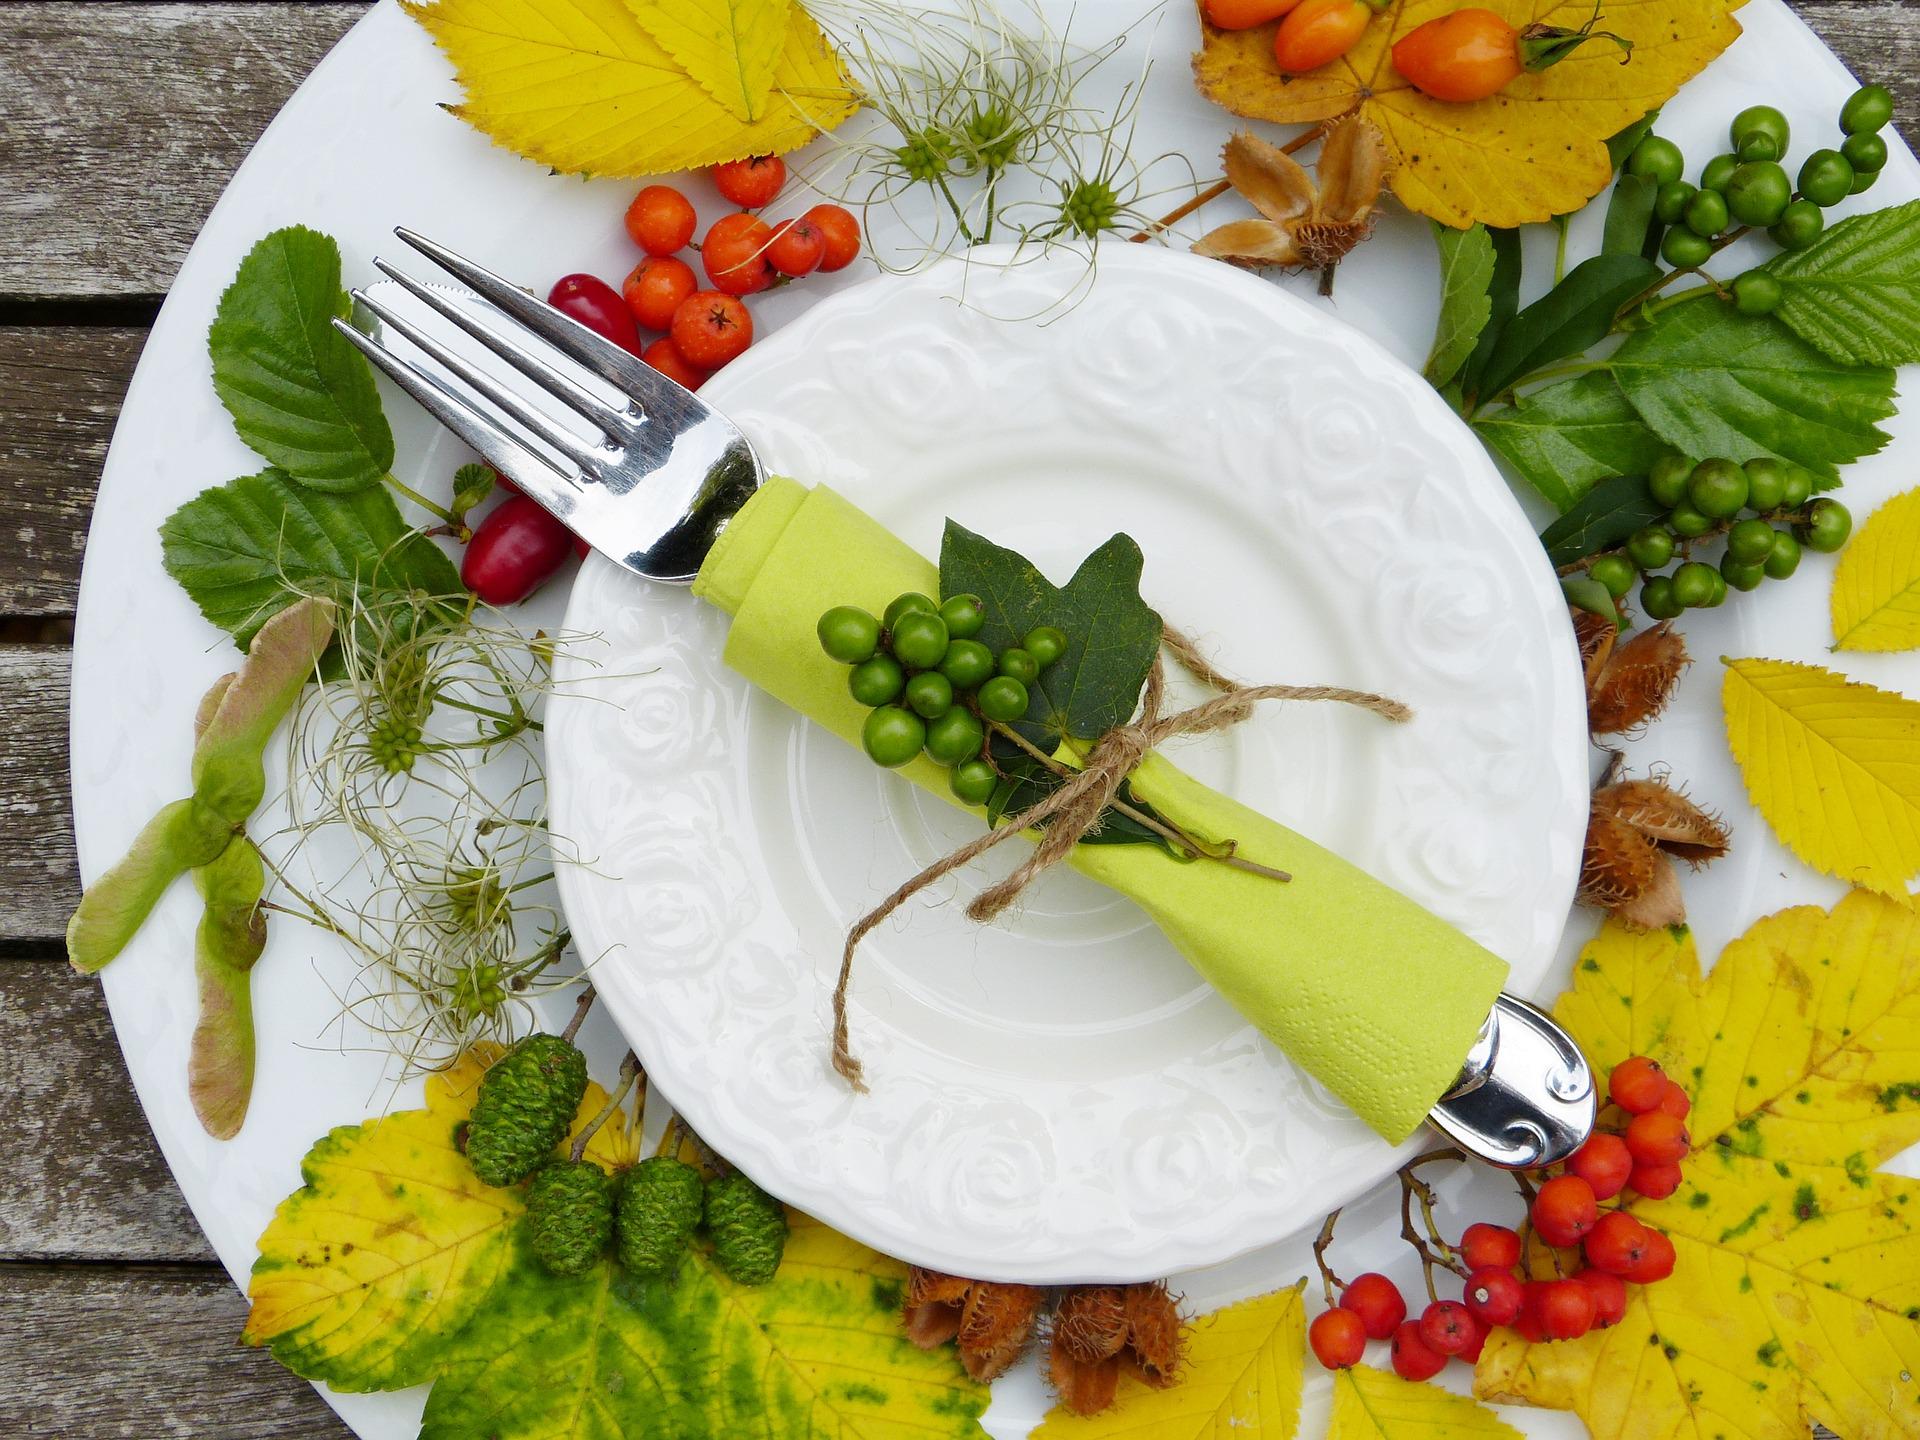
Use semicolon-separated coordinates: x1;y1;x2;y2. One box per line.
1586;453;1852;620
1625;84;1895;307
817;592;1068;806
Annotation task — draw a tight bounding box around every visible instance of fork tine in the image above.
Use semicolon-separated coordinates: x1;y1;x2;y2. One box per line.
394;228;648;393
330;317;584;522
370;259;638;441
351;285;607;473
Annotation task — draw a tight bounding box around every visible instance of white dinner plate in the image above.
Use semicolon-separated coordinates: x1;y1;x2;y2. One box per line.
65;0;1920;1433
547;241;1588;1283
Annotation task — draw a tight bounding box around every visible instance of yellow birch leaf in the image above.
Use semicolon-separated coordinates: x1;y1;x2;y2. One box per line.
401;0;858;177
1832;487;1920;652
1722;657;1920;903
1030;1282;1305;1438
1476;893;1920;1439
1191;0;1742;228
626;0;792;122
244;1041;632;1389
1330;1363;1523;1438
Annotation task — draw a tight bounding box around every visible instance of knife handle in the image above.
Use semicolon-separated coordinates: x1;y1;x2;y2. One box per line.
1426;994;1595;1169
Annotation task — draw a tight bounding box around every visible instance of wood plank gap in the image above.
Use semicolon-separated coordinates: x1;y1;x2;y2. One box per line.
0;298;162;328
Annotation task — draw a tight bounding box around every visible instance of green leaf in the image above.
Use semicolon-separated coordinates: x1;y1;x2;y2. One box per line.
418;1219;989;1440
1473;373;1670;511
1460;227;1522;403
1764;198;1920;366
1538;473;1666;567
1476;253;1660;403
938;524;1161;749
1610;301;1896;480
1561;575;1619;626
984;747;1180;854
160;469;461;648
1602;173;1658;258
209;226;394;492
451;462;497;519
1424;222;1496;388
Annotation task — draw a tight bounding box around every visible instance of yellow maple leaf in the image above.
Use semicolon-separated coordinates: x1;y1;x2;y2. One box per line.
1476;893;1920;1438
1722;657;1920;903
401;0;859;176
1832;487;1920;652
244;1040;633;1386
1030;1282;1304;1437
1330;1363;1523;1438
1191;0;1742;228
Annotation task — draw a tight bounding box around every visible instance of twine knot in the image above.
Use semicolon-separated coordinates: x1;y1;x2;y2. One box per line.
830;625;1411;1089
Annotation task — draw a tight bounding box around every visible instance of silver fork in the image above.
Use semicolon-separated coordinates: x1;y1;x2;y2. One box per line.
332;228;763;582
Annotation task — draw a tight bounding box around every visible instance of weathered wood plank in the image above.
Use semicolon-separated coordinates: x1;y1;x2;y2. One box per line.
0;327;142;618
0;2;370;302
0;1265;346;1436
0;961;212;1264
1799;0;1920;105
0;647;78;950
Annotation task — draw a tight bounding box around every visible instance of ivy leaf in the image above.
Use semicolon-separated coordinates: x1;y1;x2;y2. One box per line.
1610;302;1896;481
243;1044;635;1391
1030;1283;1303;1438
1473;373;1670;510
985;748;1180;853
938;523;1162;749
1332;1363;1521;1439
1476;893;1920;1439
1765;198;1920;366
160;469;461;648
1832;487;1920;652
1538;473;1667;566
1475;254;1660;404
209;227;394;493
1423;222;1495;388
400;0;858;176
1192;0;1739;228
1721;658;1920;902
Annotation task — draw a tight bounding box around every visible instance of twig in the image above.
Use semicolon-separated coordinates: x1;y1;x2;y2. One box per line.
1312;1209;1346;1306
568;1051;639;1162
1397;1149;1468;1300
561;985;597;1044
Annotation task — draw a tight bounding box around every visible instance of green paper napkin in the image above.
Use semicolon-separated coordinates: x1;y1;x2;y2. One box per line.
694;477;1509;1142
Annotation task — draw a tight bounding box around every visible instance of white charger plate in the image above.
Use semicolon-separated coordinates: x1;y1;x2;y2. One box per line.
547;242;1588;1282
64;0;1920;1432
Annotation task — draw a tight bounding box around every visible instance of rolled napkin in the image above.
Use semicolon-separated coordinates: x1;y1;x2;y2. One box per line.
692;476;1508;1143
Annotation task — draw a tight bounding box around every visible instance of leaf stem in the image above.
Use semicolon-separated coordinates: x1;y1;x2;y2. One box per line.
384;472;458;525
568;1050;639;1163
1554;214;1571;285
560;984;596;1044
1312;1209;1346;1306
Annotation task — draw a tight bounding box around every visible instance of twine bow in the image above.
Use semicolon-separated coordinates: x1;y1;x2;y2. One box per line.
830;626;1412;1089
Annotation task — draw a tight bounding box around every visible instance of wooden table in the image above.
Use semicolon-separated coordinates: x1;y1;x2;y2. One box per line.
2;1;1914;1433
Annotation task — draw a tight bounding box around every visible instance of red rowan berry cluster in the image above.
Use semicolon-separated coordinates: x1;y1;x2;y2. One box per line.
1309;1054;1688;1377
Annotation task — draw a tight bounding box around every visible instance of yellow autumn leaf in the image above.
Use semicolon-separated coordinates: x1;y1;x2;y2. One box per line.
1191;0;1742;228
1476;893;1920;1438
1030;1282;1305;1438
401;0;859;176
1722;657;1920;903
1832;487;1920;652
244;1041;633;1389
1330;1363;1523;1438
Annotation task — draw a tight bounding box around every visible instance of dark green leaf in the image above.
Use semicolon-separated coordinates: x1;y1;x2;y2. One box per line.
1764;198;1920;366
1606;110;1660;171
161;469;461;647
1538;473;1666;566
1476;253;1660;403
1423;223;1495;389
1473;373;1671;511
1561;575;1619;625
209;226;395;493
1610;302;1896;480
983;747;1179;853
1460;227;1522;403
1603;174;1658;259
938;523;1161;749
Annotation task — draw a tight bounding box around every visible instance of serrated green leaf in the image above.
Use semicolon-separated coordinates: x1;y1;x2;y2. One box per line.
1538;472;1667;566
1765;198;1920;366
1475;253;1660;404
160;469;461;648
1474;373;1670;510
1610;302;1896;480
938;524;1161;749
1424;222;1495;388
210;227;394;492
